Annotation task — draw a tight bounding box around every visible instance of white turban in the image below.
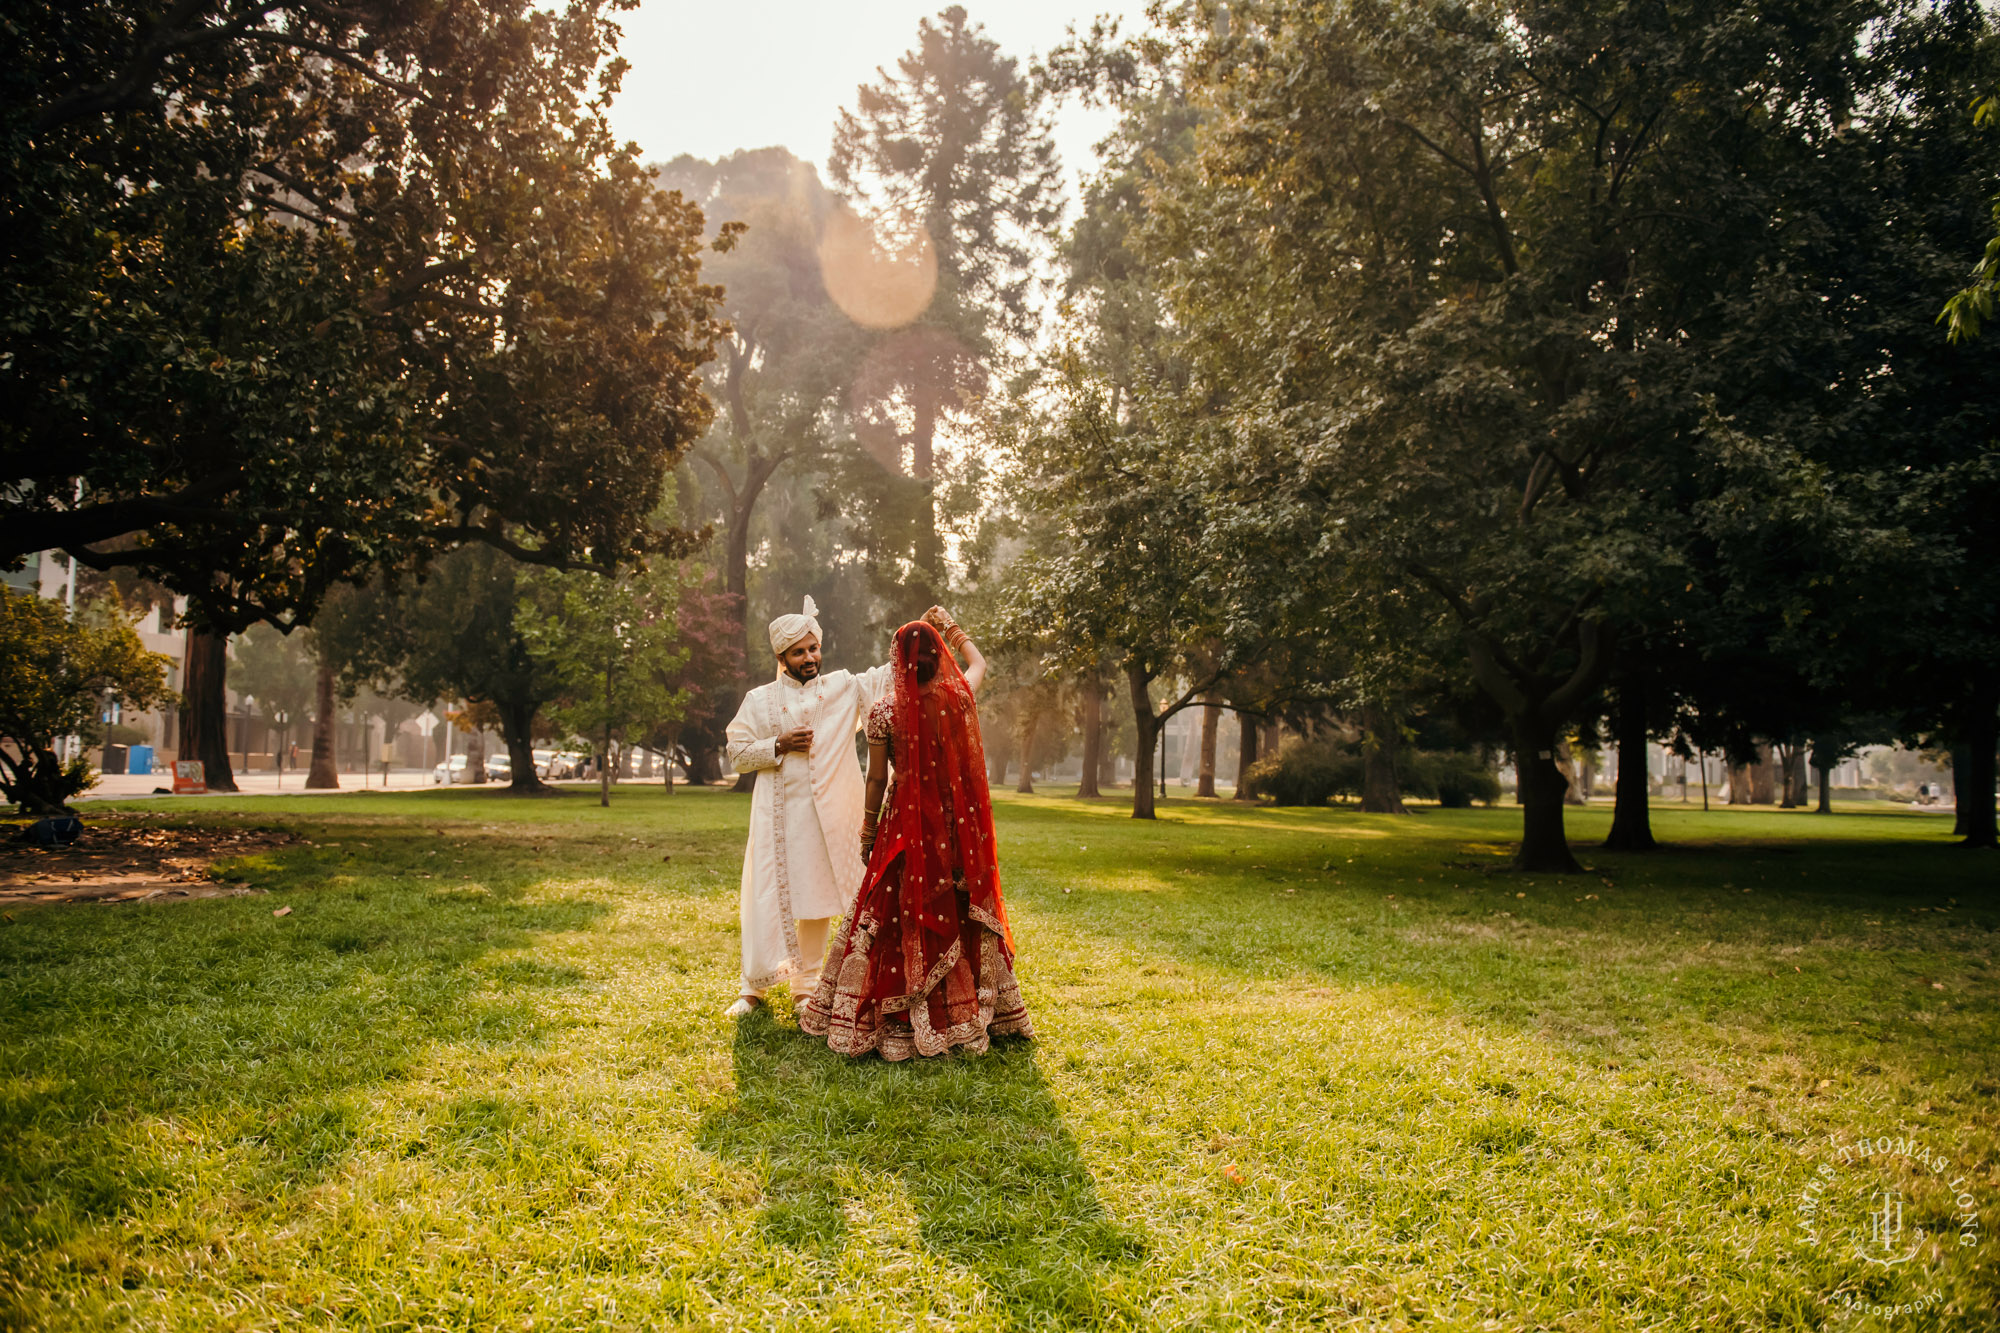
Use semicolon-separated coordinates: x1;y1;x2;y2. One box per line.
768;595;822;656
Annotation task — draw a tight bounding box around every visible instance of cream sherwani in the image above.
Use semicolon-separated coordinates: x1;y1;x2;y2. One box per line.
726;662;893;993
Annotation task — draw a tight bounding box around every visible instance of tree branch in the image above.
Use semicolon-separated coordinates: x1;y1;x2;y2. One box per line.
430;524;612;574
3;472;246;561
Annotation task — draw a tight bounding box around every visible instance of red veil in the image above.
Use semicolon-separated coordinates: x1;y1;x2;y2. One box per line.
871;620;1013;971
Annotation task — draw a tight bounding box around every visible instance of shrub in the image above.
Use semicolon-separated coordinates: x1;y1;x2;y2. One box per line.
1240;737;1363;806
1405;750;1502;807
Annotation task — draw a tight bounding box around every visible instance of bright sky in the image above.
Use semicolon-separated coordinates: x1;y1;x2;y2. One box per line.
604;1;1156;199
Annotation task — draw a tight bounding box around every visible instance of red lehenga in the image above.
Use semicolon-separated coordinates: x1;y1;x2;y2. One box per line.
800;621;1032;1060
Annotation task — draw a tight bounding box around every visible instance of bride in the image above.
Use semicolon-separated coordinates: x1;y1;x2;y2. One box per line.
799;608;1033;1059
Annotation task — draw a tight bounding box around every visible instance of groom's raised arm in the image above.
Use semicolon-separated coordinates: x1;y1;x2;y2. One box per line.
724;691;780;774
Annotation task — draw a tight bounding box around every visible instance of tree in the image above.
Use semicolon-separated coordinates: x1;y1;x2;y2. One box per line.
658;150;859;651
1144;0;1903;869
232;624;317;778
320;546;563;795
0;590;172;813
517;568;688;807
3;1;723;631
637;564;744;785
831;5;1061;606
1000;377;1289;819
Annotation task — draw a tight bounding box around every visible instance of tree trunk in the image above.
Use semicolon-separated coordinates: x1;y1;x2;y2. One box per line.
1955;678;1997;850
1234;708;1259;801
1097;712;1117;789
599;723;612;808
1075;683;1102;798
306;663;339;789
1815;762;1833;814
1750;746;1776;804
1556;741;1584;805
683;736;721;785
1127;662;1159;820
498;700;554;795
465;727;486;783
1014;707;1038;794
1360;705;1407;813
1197;693;1219;798
1511;714;1583;872
177;628;238;792
911;394;944;608
1775;743;1800;808
986;715;1013;786
1951;743;1971;836
1604;671;1656;850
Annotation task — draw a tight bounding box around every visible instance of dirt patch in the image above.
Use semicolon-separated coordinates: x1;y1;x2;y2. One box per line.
0;815;299;905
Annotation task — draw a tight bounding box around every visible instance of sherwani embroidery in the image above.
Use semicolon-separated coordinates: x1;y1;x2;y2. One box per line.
726;662;891;992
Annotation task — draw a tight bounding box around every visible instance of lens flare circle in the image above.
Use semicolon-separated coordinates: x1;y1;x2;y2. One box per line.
818;204;937;330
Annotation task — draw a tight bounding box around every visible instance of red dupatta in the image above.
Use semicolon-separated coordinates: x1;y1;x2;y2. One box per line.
870;620;1013;970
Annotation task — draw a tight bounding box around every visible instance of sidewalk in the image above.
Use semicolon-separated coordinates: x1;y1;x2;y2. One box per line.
80;767;442;800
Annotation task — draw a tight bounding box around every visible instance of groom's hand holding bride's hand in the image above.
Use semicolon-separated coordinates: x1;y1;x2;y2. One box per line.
776;726;813;755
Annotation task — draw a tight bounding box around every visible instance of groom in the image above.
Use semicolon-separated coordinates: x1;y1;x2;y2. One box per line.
722;596;896;1018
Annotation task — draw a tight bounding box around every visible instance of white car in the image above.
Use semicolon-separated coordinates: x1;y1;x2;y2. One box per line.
432;754;510;784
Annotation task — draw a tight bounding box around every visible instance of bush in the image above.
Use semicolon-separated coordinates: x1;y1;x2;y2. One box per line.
1405;750;1502;807
0;590;172;813
104;721;151;746
1242;738;1501;808
1240;737;1363;806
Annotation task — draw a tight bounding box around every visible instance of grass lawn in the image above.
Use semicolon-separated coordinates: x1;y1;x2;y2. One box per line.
1;786;1993;1330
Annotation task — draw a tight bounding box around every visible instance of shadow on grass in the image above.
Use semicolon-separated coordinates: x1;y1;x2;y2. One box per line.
0;829;608;1259
996;802;1999;1084
698;1014;1141;1322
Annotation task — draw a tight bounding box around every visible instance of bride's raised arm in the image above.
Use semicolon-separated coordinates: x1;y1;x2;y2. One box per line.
924;606;986;696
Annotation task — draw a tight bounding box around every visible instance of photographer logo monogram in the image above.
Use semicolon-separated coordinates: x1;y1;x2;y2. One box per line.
1795;1132;1985;1318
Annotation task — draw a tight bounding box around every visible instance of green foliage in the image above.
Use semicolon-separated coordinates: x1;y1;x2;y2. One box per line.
1942;84;2000;341
318;546;573;791
1;1;724;631
1405;751;1504;809
1240;737;1363;807
516;565;688;799
231;625;318;738
0;590;172;812
1242;735;1498;809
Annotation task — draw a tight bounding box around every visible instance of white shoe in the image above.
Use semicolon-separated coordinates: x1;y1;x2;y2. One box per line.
723;994;764;1018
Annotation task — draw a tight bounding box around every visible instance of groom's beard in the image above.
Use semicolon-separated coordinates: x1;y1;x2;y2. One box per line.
785;661;820;683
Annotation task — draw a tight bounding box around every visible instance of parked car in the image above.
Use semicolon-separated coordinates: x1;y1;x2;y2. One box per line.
431;753;511;784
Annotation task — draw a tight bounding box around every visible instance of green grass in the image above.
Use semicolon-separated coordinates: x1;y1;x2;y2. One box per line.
1;787;1993;1330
